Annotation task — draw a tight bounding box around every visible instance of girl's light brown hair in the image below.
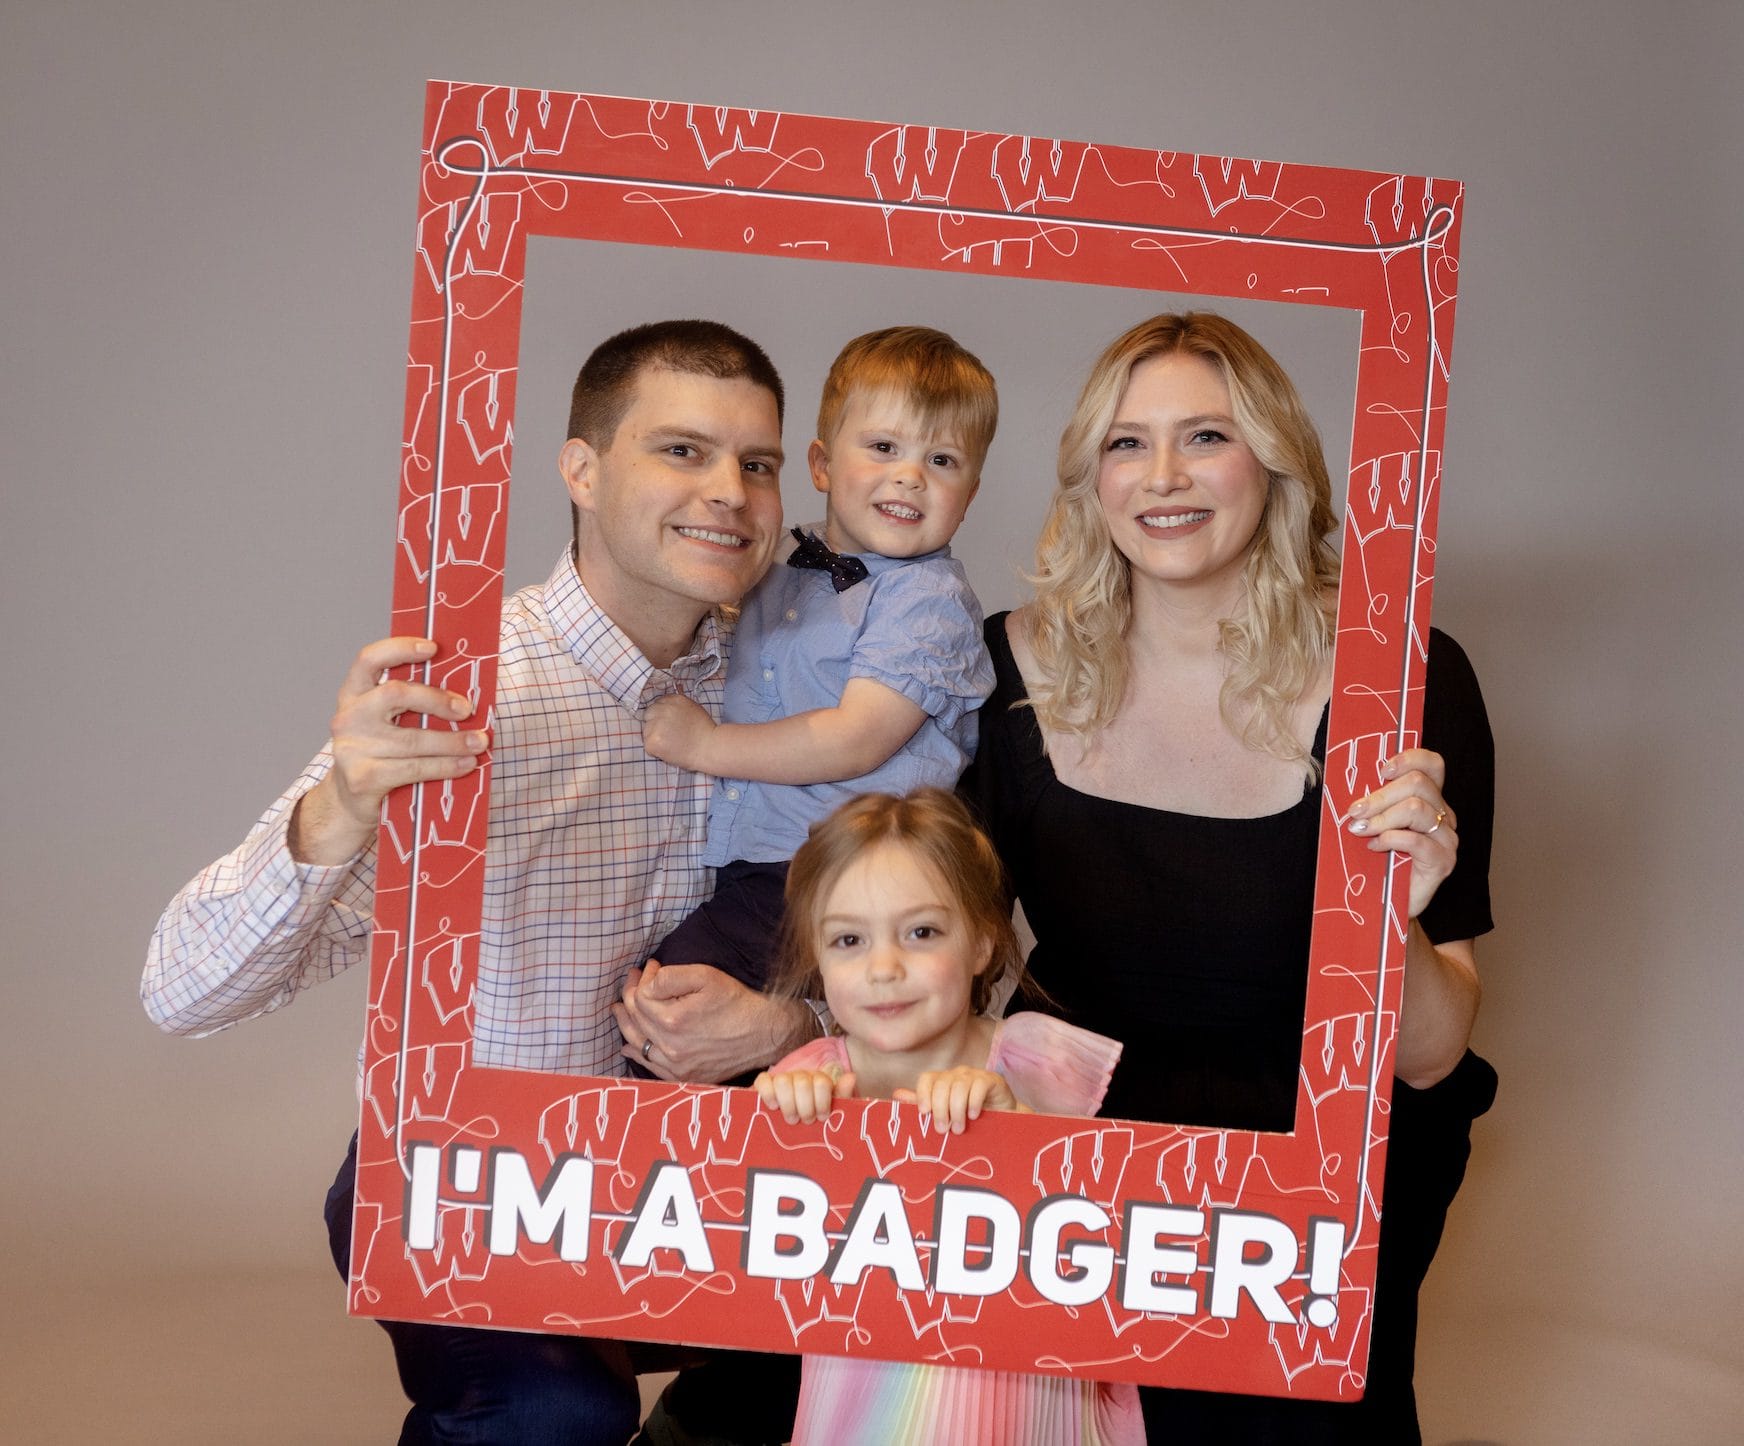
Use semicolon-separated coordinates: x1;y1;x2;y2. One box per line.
774;788;1022;1018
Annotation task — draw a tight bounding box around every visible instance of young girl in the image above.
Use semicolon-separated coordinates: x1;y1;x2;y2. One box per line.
754;787;1144;1446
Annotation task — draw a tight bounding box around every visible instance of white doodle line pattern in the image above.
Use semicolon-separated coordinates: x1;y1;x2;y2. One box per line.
353;83;1464;1400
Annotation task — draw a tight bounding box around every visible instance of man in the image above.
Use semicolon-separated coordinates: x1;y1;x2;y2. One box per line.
144;320;811;1444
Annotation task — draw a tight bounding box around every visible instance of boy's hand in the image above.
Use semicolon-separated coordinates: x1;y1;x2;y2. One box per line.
894;1067;1031;1134
754;1066;857;1124
642;693;716;771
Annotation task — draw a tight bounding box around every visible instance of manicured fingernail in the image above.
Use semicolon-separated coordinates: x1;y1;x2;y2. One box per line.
1348;818;1369;834
466;731;488;749
1349;798;1368;817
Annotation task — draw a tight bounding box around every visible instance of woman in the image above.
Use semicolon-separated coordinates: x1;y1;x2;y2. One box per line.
963;313;1495;1442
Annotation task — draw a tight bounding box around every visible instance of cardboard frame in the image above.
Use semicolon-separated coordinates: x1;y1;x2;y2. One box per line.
352;80;1464;1400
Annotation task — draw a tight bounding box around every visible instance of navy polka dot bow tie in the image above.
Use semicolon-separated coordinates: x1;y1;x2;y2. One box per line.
785;527;869;592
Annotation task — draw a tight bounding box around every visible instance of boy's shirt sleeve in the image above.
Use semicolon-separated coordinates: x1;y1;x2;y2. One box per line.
705;554;995;866
847;560;995;727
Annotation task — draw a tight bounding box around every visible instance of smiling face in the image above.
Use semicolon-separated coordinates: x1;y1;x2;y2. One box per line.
1095;352;1270;606
809;389;981;559
564;366;783;662
815;840;993;1083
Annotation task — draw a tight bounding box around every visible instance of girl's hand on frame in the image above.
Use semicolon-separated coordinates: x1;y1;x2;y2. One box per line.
1344;747;1459;919
893;1067;1031;1134
754;1066;855;1124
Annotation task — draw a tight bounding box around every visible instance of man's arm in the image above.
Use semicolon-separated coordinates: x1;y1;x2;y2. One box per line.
142;637;488;1034
142;749;374;1034
642;677;925;784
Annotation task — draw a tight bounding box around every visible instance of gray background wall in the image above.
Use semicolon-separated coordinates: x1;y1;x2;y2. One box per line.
4;3;1739;1441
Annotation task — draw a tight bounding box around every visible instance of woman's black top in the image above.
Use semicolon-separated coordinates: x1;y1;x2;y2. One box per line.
962;615;1498;1444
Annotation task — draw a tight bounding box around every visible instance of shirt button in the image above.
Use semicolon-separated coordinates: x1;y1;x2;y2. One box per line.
784;609;798;622
762;668;774;681
725;787;740;801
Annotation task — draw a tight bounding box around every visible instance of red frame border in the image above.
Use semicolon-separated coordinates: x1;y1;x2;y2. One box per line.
352;81;1463;1400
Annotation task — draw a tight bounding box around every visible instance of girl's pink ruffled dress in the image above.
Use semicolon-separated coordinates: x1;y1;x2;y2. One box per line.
773;1012;1144;1446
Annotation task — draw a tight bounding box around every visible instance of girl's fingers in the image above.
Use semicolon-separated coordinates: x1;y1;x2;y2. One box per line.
779;1072;807;1123
756;1070;838;1124
963;1074;992;1124
937;1073;966;1132
932;1077;958;1132
757;1070;799;1120
894;1070;1020;1132
901;1069;1011;1132
909;1072;951;1131
806;1073;835;1122
948;1075;976;1132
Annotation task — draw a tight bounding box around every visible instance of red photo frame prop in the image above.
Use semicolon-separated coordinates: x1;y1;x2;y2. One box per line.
353;81;1464;1401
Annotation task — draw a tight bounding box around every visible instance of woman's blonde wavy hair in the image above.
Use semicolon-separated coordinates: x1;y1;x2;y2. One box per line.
1026;313;1340;773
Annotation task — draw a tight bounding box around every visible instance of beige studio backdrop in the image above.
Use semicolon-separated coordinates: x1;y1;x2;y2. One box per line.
3;3;1740;1442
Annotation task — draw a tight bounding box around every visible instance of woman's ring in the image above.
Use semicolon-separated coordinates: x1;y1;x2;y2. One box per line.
1427;809;1447;836
642;1039;653;1061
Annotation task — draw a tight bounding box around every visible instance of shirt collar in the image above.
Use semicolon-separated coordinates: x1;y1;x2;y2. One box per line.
542;548;727;709
792;521;951;576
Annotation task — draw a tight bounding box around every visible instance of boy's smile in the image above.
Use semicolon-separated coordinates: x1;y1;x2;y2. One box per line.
809;390;981;560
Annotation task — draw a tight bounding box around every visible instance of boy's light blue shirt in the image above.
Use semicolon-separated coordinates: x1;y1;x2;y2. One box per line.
703;527;994;866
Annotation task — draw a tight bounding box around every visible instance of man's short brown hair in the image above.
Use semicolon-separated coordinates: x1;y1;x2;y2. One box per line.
567;319;784;447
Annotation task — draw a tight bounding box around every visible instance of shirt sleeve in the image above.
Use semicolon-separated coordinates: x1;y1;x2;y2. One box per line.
848;564;994;729
141;748;377;1036
769;1034;853;1076
1418;628;1496;944
956;612;1043;868
988;1012;1124;1116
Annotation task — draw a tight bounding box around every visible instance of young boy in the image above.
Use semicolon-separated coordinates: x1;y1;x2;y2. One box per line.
639;325;998;1014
